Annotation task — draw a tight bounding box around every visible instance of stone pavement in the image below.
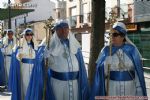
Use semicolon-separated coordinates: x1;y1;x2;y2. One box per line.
0;73;149;100
0;92;11;100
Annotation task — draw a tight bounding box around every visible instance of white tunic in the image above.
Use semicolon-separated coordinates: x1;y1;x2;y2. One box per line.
1;37;16;84
104;49;143;96
16;41;37;99
48;43;79;100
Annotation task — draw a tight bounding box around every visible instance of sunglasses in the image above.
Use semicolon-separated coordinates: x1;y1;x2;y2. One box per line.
25;33;33;36
112;32;124;37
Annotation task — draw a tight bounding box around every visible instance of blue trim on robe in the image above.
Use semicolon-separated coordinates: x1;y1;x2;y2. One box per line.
9;45;46;100
110;71;135;81
46;69;56;100
8;47;21;100
46;48;90;100
0;48;5;86
122;44;147;96
25;45;45;100
50;70;79;81
21;58;35;64
90;44;147;100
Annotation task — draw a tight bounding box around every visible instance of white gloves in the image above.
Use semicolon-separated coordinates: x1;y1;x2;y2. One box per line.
44;49;51;58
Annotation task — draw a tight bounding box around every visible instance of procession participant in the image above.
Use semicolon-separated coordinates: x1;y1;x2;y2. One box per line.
16;28;38;99
45;21;89;100
1;29;16;86
91;22;147;99
25;36;46;100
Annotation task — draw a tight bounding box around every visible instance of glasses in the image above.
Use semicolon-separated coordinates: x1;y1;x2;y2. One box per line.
25;33;33;36
112;32;124;37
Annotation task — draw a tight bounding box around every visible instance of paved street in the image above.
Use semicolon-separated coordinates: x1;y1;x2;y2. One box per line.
144;72;150;97
0;73;149;100
0;92;11;100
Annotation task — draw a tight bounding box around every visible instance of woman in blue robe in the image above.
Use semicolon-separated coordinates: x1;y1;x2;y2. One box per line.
8;28;43;100
91;22;147;100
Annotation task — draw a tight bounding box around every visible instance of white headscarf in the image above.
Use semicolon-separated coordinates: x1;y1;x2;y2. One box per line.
46;32;81;56
20;28;38;50
3;29;16;46
113;22;142;58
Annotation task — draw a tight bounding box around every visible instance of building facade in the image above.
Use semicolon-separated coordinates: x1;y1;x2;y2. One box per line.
11;0;55;41
134;0;150;22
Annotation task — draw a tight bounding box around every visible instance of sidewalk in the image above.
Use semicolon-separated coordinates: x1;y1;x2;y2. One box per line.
0;92;11;100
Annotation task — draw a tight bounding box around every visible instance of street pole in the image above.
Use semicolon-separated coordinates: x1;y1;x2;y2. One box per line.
42;16;54;100
8;0;11;29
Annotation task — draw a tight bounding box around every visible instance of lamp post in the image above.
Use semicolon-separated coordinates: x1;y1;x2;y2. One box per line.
8;0;11;29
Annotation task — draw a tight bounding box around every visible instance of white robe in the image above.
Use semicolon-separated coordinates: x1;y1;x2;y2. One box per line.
16;38;38;99
1;36;16;84
104;49;143;96
46;32;81;100
48;43;79;100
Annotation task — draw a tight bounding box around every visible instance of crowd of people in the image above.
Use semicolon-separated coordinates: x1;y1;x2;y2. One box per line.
0;21;147;100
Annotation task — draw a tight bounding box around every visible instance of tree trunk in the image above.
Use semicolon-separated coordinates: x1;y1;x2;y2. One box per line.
88;0;105;85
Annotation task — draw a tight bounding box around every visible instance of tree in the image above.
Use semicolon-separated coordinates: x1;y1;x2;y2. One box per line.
88;0;105;85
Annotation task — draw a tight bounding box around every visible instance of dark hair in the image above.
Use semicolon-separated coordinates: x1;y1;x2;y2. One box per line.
30;39;34;49
123;38;126;42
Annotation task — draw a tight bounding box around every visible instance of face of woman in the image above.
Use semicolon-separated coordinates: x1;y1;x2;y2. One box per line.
111;30;125;46
25;32;33;42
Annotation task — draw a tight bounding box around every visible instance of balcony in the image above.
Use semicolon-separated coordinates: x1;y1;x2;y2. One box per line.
68;15;77;28
68;13;91;29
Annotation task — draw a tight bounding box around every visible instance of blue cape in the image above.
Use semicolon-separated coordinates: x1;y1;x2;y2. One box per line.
46;48;90;100
90;44;147;99
8;47;21;100
25;45;45;100
9;45;45;100
9;46;89;100
0;48;5;86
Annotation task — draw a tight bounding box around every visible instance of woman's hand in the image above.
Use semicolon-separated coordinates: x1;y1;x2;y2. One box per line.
18;53;23;60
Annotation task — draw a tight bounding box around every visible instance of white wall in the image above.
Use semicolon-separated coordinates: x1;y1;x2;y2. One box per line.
25;0;55;22
10;0;55;31
106;0;133;8
82;33;91;64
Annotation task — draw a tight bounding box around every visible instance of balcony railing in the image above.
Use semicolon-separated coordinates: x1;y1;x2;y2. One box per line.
68;13;91;28
68;15;77;28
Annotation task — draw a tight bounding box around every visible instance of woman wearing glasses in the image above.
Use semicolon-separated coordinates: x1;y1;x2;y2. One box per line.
91;22;147;99
15;28;38;99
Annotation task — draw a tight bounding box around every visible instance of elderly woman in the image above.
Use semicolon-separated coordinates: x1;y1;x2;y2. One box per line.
16;28;38;99
91;22;147;99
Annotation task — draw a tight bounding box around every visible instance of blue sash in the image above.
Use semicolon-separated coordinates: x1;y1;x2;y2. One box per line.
50;69;79;81
5;54;12;57
110;71;135;81
21;58;35;64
